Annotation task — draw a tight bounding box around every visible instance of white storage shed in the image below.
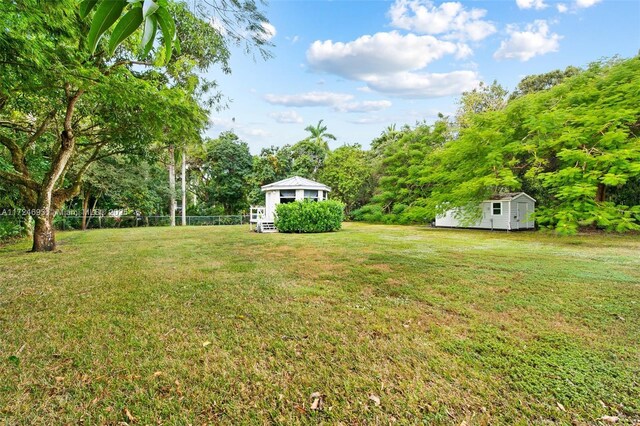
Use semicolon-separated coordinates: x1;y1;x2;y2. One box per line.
435;192;536;231
250;176;331;232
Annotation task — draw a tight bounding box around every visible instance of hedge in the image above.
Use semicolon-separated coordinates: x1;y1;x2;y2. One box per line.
275;200;344;233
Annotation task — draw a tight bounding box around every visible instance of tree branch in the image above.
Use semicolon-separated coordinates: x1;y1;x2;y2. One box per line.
24;110;57;152
0;168;39;191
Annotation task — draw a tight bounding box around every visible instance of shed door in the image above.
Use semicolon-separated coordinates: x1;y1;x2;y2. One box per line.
517;202;530;228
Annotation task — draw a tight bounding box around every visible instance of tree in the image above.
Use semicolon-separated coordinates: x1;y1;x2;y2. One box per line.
290;139;329;180
199;132;253;214
248;145;293;205
455;81;508;129
0;0;271;250
509;65;581;100
320;144;373;215
421;58;640;234
304;119;336;150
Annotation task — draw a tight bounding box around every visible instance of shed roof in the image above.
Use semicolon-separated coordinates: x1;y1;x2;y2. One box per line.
488;192;536;202
261;176;331;192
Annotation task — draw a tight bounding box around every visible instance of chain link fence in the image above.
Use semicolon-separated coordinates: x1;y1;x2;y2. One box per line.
1;215;250;236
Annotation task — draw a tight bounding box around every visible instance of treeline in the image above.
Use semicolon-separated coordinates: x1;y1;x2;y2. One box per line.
354;58;640;234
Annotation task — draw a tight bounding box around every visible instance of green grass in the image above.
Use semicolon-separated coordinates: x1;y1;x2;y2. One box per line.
1;223;639;424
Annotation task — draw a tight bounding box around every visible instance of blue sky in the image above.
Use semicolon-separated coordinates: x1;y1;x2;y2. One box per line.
203;0;640;153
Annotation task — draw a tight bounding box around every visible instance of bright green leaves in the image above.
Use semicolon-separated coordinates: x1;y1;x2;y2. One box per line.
140;14;157;57
107;7;143;55
154;6;175;62
81;0;175;63
79;0;99;18
275;200;345;233
87;0;127;54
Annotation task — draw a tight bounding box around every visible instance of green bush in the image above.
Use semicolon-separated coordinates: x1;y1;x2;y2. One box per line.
275;200;344;233
351;204;385;222
0;218;23;241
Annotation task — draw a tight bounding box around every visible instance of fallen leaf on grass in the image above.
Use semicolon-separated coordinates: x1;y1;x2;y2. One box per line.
124;408;136;423
369;394;381;406
557;402;566;412
153;371;164;378
310;392;323;411
203;341;212;347
599;416;619;423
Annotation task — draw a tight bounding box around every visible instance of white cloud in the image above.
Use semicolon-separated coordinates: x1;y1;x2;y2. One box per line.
336;100;393;113
307;31;460;80
516;0;547;9
269;110;304;124
494;20;561;62
556;0;600;13
261;22;276;41
388;0;496;41
264;91;354;107
244;128;271;138
264;91;392;113
575;0;601;8
209;117;270;141
306;31;478;98
364;70;479;98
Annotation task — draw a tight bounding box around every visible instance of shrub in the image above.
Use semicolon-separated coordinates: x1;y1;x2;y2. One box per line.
275;200;344;233
0;218;23;241
351;204;385;222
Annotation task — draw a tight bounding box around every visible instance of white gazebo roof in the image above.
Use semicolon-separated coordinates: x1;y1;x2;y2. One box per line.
261;176;331;192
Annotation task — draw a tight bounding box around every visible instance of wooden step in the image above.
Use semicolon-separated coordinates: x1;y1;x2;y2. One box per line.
258;222;277;233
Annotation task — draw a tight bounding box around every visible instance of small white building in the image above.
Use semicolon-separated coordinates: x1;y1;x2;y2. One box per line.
250;176;331;232
435;192;536;231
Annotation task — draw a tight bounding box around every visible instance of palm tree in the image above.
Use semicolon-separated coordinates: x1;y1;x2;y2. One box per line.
304;119;336;150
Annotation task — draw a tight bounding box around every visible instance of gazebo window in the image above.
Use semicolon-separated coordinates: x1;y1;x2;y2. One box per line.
304;190;319;202
492;202;502;215
279;190;296;204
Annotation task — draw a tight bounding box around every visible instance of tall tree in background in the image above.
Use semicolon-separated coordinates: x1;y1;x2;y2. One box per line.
248;145;293;204
455;81;508;129
290;139;329;179
321;144;373;215
199;132;253;215
304;119;336;150
509;65;581;100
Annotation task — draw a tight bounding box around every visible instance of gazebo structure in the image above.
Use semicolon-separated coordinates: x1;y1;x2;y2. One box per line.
250;176;331;232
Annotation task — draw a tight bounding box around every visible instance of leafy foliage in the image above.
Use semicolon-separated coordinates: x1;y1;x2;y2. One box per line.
275;200;344;233
195;132;253;214
320;144;374;215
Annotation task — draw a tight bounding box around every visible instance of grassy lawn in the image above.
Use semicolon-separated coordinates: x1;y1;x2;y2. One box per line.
0;223;638;424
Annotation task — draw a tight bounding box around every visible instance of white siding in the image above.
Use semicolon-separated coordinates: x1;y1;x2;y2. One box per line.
265;191;278;222
509;195;535;229
435;194;536;230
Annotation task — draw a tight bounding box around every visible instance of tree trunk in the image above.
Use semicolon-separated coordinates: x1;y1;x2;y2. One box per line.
168;144;176;227
596;183;606;203
181;146;187;226
32;214;56;252
82;190;90;230
29;85;84;252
